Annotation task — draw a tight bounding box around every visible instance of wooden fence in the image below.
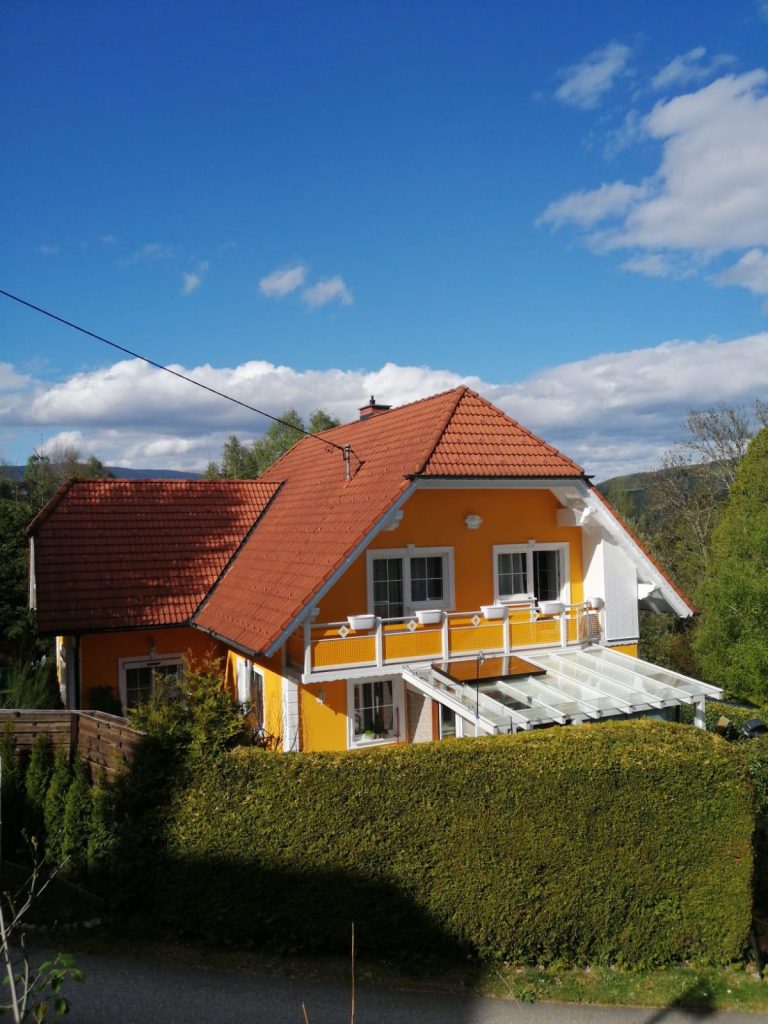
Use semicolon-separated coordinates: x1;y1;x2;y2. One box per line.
0;709;144;775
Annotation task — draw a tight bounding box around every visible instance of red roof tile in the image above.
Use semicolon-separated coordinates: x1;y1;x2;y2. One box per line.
30;479;279;634
194;387;584;653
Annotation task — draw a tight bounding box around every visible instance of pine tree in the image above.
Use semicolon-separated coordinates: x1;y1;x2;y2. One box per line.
694;427;768;703
44;749;72;863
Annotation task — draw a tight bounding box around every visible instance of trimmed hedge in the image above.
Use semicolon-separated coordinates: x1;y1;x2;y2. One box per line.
158;721;754;967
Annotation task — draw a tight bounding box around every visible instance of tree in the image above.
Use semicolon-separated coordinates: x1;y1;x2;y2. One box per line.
24;446;111;509
206;408;340;478
0;499;39;662
693;427;768;702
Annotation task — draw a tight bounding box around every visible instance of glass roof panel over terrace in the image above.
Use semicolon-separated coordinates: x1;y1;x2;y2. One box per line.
406;644;723;733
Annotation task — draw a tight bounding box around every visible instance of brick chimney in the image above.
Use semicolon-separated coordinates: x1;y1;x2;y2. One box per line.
358;395;392;420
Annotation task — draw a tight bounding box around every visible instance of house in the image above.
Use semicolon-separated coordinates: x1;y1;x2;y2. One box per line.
27;387;721;751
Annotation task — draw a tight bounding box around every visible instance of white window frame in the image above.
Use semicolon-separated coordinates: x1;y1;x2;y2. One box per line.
118;653;184;712
492;542;570;605
235;656;265;729
366;546;455;617
347;676;405;749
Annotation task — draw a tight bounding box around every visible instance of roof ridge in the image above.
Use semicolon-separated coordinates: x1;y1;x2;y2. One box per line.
411;386;469;476
316;385;469;437
473;391;584;473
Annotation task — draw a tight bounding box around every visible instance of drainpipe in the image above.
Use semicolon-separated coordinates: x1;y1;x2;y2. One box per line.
72;636;81;710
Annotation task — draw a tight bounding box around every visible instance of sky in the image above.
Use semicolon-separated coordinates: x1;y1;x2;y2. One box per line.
2;0;768;480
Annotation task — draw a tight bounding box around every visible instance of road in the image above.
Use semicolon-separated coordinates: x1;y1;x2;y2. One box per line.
56;949;762;1024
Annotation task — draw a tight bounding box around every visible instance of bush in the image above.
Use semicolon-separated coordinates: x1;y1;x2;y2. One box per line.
43;749;72;864
4;659;60;709
24;733;54;840
62;755;92;877
0;722;25;854
88;769;117;876
744;736;768;915
155;721;753;967
128;656;245;762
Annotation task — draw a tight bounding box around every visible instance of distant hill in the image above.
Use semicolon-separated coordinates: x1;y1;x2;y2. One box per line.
598;463;728;522
2;465;203;481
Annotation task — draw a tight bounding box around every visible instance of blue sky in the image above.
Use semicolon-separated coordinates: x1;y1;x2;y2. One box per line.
2;0;768;478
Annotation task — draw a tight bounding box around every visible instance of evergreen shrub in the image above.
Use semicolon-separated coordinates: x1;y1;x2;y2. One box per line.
158;721;754;967
62;755;92;877
43;749;72;864
0;722;25;853
24;733;54;840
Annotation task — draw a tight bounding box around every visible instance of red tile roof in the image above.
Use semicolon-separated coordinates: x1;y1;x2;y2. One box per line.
194;387;584;653
29;479;280;634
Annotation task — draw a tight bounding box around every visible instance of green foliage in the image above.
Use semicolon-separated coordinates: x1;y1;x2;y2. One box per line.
206;407;340;478
85;686;122;716
0;722;25;854
0;498;42;662
25;734;54;840
128;657;245;762
24;446;111;509
156;722;753;967
62;756;92;877
5;659;60;709
87;770;117;876
694;428;768;702
43;750;72;865
743;737;768;915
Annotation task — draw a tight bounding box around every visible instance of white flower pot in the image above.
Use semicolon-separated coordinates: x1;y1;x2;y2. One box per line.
538;600;565;616
481;605;506;620
347;614;376;631
415;609;443;626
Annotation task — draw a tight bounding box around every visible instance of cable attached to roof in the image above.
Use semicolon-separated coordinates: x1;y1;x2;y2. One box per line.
1;288;364;476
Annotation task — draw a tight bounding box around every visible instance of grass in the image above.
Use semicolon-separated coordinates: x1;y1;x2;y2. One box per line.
48;926;768;1014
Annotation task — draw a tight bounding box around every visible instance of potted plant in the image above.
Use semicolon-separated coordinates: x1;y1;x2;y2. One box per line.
481;604;506;620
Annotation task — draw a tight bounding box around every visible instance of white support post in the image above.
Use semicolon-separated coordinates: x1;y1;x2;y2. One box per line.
559;609;568;649
503;607;510;657
694;698;706;730
375;617;383;668
441;613;450;661
303;620;312;677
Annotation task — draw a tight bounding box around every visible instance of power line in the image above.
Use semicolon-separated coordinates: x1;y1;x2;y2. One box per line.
0;288;363;468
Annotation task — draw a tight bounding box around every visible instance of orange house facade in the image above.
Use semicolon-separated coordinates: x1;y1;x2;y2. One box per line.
29;388;720;752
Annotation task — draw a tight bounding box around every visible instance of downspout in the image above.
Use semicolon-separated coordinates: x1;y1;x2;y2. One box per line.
72;636;81;711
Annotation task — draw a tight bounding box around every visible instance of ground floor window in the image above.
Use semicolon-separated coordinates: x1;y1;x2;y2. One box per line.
439;703;457;738
119;655;183;711
351;678;400;745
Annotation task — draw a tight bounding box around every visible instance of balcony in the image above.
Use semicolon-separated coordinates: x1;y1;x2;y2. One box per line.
287;600;602;681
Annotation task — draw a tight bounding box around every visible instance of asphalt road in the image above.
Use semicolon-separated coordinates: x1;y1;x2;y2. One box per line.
56;950;763;1024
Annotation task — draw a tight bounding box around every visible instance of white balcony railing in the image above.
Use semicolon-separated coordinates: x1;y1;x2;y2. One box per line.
288;601;602;679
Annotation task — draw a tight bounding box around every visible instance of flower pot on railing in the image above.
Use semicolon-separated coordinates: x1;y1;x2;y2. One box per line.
347;614;376;631
587;596;604;610
415;609;443;626
480;604;506;620
537;600;565;616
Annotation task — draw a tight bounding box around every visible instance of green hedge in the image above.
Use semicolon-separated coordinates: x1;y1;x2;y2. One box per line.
156;721;754;967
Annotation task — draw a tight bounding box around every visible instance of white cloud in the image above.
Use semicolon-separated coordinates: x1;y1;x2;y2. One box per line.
181;261;210;295
540;70;768;295
538;181;648;229
35;244;60;256
301;276;353;309
603;109;645;158
4;334;768;478
716;248;768;296
651;47;734;91
555;43;631;110
259;265;306;298
620;253;674;278
124;242;177;265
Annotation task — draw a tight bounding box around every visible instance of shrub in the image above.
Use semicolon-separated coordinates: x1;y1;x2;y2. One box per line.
62;755;92;877
88;769;117;876
744;736;768;915
43;749;72;864
5;659;60;709
24;733;54;840
156;721;753;968
128;656;245;762
0;722;25;854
